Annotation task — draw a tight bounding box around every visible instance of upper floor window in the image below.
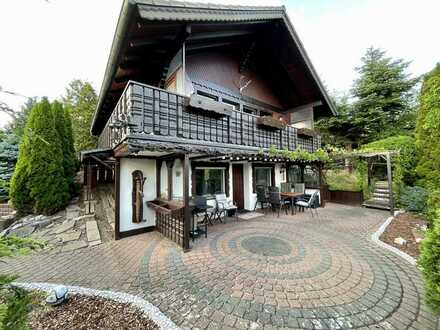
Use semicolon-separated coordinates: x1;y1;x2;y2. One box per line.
196;90;218;101
222;99;239;110
243;106;257;115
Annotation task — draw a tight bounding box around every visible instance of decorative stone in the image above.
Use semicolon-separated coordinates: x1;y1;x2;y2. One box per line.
52;220;76;235
86;220;101;243
60;241;88;252
7;225;35;238
46;286;69;305
58;231;82;243
394;237;407;245
88;240;102;247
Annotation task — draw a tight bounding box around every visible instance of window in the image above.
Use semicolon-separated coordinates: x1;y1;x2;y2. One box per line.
259;110;272;117
304;165;319;188
222;99;239;110
254;167;272;187
196;90;218;101
243;106;257;115
195;168;225;196
288;165;302;184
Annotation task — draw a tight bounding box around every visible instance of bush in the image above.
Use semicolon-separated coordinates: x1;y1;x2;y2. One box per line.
419;213;440;315
399;186;429;212
9;98;70;215
324;169;362;192
416;64;440;190
426;190;440;227
0;275;31;330
0;236;45;258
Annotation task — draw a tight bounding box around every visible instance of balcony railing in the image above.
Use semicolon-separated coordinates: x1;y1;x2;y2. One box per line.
98;81;321;153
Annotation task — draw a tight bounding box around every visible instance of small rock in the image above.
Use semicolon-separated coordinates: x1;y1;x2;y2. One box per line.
416;237;423;243
74;214;95;222
394;237;407;245
86;220;100;243
46;286;69;305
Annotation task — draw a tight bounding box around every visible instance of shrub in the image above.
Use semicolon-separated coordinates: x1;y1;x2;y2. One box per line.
0;275;31;330
419;213;440;315
324;169;361;192
9;98;70;215
416;64;440;190
52;101;77;195
399;186;429;213
426;190;440;227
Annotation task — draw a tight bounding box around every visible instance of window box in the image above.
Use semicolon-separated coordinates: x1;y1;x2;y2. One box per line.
257;116;287;130
297;128;318;137
187;94;233;117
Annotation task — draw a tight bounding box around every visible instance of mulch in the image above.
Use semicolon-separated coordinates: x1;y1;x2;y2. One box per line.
380;212;426;258
29;294;159;330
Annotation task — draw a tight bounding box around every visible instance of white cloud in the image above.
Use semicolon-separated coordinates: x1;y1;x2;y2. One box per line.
0;0;438;127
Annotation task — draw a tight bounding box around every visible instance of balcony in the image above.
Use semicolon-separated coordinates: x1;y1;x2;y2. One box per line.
98;81;321;154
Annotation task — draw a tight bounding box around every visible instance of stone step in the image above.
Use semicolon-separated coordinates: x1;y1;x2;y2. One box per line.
86;220;101;244
373;192;390;198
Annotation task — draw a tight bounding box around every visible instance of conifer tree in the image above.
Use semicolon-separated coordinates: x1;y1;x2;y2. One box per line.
52;101;76;194
10;98;69;215
415;64;440;190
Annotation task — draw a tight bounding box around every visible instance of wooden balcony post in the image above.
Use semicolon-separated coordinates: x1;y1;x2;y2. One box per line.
183;153;190;251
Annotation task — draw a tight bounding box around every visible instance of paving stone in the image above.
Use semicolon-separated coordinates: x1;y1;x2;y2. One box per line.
60;240;88;252
86;220;100;243
1;204;439;329
58;230;81;243
51;220;75;234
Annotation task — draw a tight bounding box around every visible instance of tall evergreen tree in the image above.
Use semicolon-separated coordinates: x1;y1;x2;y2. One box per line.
10;98;69;215
62;79;98;153
351;47;418;143
52;101;77;194
415;64;440;190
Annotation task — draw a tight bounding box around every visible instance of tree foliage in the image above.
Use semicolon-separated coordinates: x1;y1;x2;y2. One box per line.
62;79;98;153
415;64;440;190
9;98;70;215
52;101;77;194
0;136;19;202
317;47;418;146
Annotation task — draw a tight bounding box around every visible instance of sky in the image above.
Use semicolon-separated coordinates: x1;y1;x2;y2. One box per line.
0;0;439;127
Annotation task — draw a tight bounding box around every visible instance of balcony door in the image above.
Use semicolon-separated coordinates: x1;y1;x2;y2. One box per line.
232;164;244;209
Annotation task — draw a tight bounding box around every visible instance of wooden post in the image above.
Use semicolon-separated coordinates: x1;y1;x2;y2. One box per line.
166;160;174;200
183;153;190;251
115;158;121;240
156;160;162;199
386;152;394;215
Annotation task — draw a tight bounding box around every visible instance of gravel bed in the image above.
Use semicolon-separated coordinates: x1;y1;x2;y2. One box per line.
14;282;180;330
380;212;426;258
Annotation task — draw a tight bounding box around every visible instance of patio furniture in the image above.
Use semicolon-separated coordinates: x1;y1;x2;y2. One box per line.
269;192;289;217
295;191;319;217
280;191;304;215
294;183;305;194
214;194;238;222
280;182;293;193
268;186;279;193
190;196;211;240
254;185;270;211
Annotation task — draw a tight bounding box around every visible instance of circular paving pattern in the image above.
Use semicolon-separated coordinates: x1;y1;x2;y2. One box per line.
241;236;292;257
139;208;439;330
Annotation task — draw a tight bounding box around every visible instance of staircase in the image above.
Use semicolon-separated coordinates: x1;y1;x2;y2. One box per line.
363;181;391;210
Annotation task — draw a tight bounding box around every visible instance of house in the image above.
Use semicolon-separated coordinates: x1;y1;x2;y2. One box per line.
81;0;336;250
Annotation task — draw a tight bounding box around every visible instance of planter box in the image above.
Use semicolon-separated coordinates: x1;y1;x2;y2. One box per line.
329;190;363;206
146;199;183;214
257;116;287;130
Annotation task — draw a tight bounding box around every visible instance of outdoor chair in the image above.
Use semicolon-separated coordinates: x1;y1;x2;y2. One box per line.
280;182;293;193
254;185;269;211
214;194;238;222
268;192;289;217
268;186;279;193
295;191;319;217
191;196;210;240
294;183;305;194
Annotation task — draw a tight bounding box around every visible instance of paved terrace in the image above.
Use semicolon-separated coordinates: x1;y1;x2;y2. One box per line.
1;204;439;329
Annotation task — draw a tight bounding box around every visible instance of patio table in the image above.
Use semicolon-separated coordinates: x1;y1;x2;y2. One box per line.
280;192;304;215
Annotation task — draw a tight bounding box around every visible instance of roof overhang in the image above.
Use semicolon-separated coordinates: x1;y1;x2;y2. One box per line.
91;0;336;136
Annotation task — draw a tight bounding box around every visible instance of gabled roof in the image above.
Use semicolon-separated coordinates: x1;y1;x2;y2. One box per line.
91;0;336;135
